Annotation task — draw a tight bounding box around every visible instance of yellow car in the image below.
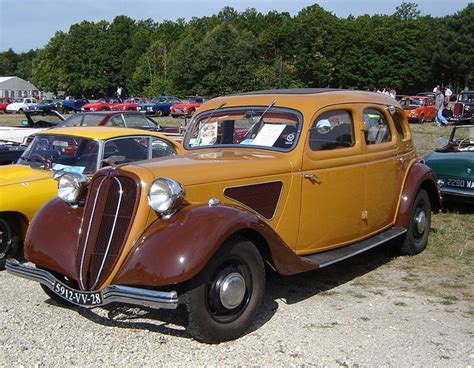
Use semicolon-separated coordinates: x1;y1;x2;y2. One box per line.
8;89;440;343
0;126;181;263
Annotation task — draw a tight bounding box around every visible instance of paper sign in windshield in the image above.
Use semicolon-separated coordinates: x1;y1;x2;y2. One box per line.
250;124;286;147
52;164;86;174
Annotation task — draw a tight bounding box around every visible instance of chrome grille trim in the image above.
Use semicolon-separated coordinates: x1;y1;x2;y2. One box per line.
79;176;107;290
90;177;124;290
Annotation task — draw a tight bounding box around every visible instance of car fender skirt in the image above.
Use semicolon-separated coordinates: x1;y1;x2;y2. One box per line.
395;162;441;228
24;197;83;281
114;204;317;287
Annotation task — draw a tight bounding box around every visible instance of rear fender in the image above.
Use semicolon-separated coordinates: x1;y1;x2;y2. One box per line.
114;204;316;287
395;162;441;228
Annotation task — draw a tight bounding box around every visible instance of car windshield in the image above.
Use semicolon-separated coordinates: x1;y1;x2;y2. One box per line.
58;114;104;127
18;134;100;175
452;126;474;143
184;107;301;151
151;97;166;103
40;100;53;104
189;97;205;103
401;98;423;106
26;111;63;126
458;94;474;103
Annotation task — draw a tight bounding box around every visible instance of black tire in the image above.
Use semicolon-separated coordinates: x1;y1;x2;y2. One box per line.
40;284;75;307
399;189;431;255
0;214;20;266
417;115;425;124
184;236;265;343
155;109;163;117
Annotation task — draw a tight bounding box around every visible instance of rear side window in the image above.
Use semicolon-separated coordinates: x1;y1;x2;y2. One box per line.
309;110;354;151
391;110;406;139
123;114;155;130
363;108;391;144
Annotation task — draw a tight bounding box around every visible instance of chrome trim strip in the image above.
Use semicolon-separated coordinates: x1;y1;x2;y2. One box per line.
6;259;178;310
79;175;107;290
91;177;123;290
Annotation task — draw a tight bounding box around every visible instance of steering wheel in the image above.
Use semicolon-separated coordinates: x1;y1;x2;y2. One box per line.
457;136;474;150
29;153;47;163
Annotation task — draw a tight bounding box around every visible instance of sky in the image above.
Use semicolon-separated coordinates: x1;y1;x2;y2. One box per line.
0;0;471;52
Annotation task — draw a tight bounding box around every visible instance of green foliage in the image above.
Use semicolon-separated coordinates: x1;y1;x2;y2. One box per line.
16;3;473;97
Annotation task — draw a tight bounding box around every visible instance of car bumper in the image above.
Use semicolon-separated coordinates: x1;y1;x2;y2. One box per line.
6;259;179;309
440;187;474;200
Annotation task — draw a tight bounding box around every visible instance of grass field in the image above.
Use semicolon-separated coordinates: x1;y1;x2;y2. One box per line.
0;112;472;300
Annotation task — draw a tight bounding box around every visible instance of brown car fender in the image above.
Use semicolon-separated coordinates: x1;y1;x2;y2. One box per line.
24;197;83;281
113;204;317;287
395;162;441;229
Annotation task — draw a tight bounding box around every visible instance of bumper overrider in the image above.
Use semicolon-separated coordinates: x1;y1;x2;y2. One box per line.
6;259;178;309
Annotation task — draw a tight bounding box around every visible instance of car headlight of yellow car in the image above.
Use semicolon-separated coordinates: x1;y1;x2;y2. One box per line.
57;173;90;206
148;177;185;216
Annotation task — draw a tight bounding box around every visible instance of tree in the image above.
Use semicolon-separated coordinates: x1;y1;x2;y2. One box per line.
394;2;421;20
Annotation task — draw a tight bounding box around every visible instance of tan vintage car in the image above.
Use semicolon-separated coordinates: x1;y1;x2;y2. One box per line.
7;89;441;343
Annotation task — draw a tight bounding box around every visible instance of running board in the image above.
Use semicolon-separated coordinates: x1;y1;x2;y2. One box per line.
301;227;407;268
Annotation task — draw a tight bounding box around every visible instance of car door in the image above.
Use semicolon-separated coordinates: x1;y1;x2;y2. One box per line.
360;106;404;236
298;107;365;254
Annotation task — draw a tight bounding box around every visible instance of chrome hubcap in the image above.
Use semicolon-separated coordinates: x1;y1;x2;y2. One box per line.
219;272;246;310
415;210;427;234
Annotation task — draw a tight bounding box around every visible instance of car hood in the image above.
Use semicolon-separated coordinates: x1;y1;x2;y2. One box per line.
136;149;294;186
424;151;474;178
0;164;52;187
173;103;198;109
140;103;160;107
82;102;105;108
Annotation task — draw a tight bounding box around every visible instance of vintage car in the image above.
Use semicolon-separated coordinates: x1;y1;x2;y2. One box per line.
447;91;474;125
170;96;209;118
6;89;441;343
423;125;474;203
5;97;38;113
0;140;26;165
81;97;122;112
416;91;436;99
0;97;14;112
400;96;436;124
0;126;181;265
138;96;182;116
111;97;147;111
60;97;89;113
31;99;63;113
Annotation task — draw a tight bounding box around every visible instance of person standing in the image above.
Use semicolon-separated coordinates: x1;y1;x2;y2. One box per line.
434;90;447;127
444;86;453;104
116;85;123;102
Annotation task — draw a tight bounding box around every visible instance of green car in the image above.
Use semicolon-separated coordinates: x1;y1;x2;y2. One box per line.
423;125;474;203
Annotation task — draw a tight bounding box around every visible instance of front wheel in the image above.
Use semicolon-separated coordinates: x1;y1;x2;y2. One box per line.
399;189;431;255
417;115;425;124
184;237;265;343
155;109;163;117
0;215;20;268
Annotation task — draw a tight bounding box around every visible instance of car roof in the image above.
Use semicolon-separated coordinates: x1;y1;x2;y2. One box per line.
37;126;172;140
403;96;430;99
201;88;399;116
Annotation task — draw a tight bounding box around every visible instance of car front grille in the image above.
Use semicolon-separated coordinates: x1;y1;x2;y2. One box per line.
452;103;464;117
77;173;140;291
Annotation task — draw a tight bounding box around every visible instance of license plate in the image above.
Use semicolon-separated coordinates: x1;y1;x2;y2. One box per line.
52;281;102;306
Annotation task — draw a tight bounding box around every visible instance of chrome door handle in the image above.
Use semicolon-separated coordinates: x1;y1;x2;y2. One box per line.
304;173;316;179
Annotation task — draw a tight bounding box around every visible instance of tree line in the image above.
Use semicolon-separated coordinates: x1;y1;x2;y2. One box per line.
0;2;472;98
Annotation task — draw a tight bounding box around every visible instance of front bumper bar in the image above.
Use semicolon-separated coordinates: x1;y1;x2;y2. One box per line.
6;259;178;310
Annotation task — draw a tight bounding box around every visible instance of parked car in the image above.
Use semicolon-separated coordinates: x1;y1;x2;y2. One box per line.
170;96;209;118
0;97;14;112
81;97;121;112
0;140;26;165
5;97;38;113
60;97;89;113
400;96;436;124
423;124;474;203
6;89;440;343
0;126;181;265
31;99;63;113
138;96;182;116
446;91;474;125
416;91;436;99
111;98;147;111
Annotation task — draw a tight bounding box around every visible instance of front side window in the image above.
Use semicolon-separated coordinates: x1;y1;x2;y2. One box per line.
309;110;354;151
104;137;149;163
152;137;176;158
184;107;301;151
363;108;391;145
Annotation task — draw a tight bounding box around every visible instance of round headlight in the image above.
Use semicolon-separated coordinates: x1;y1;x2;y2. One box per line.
148;177;184;214
58;173;89;204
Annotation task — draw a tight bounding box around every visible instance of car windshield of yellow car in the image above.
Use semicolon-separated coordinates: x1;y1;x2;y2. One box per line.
18;134;99;175
185;108;300;151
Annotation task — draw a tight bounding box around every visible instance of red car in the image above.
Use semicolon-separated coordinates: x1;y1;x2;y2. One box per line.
0;97;14;112
81;97;121;112
400;96;436;123
170;96;208;118
111;97;147;111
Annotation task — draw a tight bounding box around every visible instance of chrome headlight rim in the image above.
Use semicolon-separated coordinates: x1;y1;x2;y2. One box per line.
148;177;185;216
57;172;89;205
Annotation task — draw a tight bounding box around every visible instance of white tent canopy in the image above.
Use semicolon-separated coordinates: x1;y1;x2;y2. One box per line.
0;76;39;99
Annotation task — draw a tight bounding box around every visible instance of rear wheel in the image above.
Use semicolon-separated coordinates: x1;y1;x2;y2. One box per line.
184;237;265;343
399;189;431;255
155;109;163;117
417;115;425;124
